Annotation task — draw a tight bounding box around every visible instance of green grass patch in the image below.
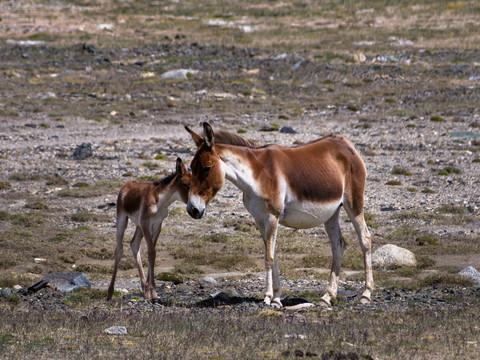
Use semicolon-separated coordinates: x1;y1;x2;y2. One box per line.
201;233;230;243
11;212;45;227
0;181;12;190
0;211;12;221
438;166;461;175
430;115;445;122
58;180;123;198
386;180;402;186
416;235;438;246
347;104;359;112
419;273;475;288
170;246;257;271
437;204;466;215
155;272;184;284
421;188;435;194
8;173;42;181
391;166;413;176
142;161;160;169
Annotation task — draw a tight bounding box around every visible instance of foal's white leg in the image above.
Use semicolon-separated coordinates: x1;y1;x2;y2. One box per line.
272;249;281;304
141;221;158;301
130;227;146;294
321;207;344;307
146;222;162;301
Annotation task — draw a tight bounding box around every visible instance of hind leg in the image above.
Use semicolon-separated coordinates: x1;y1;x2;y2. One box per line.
321;207;344;307
130;227;146;295
107;213;128;300
344;205;373;304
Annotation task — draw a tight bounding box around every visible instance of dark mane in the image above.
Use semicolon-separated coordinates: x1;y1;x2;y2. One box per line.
153;172;176;187
214;130;263;148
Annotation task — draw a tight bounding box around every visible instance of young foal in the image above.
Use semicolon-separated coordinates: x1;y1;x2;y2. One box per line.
106;158;191;301
185;123;373;307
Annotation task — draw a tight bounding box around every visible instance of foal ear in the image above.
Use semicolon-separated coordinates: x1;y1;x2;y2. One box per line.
176;157;188;176
185;125;204;148
203;122;214;148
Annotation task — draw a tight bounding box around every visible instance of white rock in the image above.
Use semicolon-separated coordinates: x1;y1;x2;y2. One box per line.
201;276;217;284
104;326;127;335
284;334;307;340
458;266;480;284
160;69;198;80
372;244;417;269
98;24;114;30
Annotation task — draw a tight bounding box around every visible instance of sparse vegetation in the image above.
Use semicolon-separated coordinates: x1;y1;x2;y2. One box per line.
430;115;445;122
386;180;402;186
438;166;461;175
391;166;413;176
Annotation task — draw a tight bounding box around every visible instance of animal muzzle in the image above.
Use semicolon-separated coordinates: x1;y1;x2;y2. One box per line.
187;194;206;219
187;203;205;219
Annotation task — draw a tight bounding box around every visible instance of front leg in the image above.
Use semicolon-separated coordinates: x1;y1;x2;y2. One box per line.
257;214;282;308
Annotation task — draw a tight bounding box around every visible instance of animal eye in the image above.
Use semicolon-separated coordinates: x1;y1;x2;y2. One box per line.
203;166;211;174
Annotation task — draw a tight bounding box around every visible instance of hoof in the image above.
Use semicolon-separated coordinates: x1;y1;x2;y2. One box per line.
271;299;283;308
360;295;371;305
319;297;332;308
264;297;272;306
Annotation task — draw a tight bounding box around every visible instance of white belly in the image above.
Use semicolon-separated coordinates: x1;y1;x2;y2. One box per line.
279;199;342;229
127;207;168;230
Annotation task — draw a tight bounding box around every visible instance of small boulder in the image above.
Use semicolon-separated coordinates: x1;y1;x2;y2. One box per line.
104;326;128;335
72;143;92;160
201;276;217;284
279;126;298;134
458;266;480;284
372;244;417;269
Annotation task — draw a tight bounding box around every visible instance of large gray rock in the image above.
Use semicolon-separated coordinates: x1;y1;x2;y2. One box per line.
72;143;92;160
44;272;91;292
372;244;417;269
458;266;480;284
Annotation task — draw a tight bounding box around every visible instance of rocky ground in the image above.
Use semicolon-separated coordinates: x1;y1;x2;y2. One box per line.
1;0;480;318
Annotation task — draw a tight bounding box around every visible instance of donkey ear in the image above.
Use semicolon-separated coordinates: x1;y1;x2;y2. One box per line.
185;125;204;147
203;122;214;148
175;157;185;175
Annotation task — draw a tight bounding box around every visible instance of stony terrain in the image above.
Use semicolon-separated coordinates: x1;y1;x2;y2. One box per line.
0;1;480;359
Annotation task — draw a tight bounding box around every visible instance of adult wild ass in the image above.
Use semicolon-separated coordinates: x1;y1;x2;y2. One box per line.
185;123;373;307
107;158;191;301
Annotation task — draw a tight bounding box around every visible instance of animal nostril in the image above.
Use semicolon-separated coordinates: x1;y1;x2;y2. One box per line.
187;204;199;219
